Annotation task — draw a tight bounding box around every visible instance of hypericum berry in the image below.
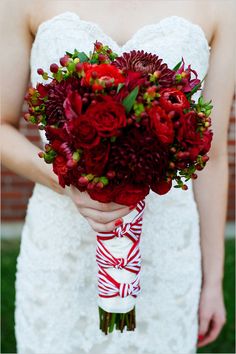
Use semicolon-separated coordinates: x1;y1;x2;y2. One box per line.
182;184;188;190
82;97;88;105
198;112;205;118
37;68;44;75
202;155;209;163
38;151;44;158
59;55;70;67
87;182;95;190
169;162;175;169
98;54;107;62
191;173;198;179
50;63;59;73
196;164;204;171
24;113;31;121
91;71;98;79
96;181;104;189
75;62;83;72
78;176;89;186
106;171;116;179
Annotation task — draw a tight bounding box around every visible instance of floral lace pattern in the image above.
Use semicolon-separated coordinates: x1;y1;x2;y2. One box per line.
15;12;210;354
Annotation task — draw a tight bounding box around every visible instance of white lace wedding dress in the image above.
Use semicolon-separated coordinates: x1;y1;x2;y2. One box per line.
15;12;210;354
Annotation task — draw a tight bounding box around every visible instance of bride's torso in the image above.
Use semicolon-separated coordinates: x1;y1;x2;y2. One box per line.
29;0;215;46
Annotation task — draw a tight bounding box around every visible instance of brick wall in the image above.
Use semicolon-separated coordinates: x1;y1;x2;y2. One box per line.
1;98;235;222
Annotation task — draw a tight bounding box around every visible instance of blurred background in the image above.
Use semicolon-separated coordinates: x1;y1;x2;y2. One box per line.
1;97;235;352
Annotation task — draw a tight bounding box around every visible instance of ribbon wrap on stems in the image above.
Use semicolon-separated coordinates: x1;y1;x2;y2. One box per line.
96;200;145;315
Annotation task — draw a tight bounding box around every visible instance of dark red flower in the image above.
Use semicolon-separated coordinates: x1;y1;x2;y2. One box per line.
148;106;174;144
113;50;174;86
175;58;201;93
159;88;190;112
63;91;82;120
85;96;126;137
84;142;110;176
53;155;68;187
45;78;79;124
176;111;213;161
88;184;114;203
66;115;100;149
83;63;125;91
151;179;172;195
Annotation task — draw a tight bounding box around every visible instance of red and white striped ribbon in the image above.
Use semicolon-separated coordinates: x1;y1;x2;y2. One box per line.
98;265;141;298
97;200;145;243
96;238;141;274
96;200;145;299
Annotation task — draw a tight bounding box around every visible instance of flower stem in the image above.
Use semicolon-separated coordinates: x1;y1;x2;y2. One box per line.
98;306;136;334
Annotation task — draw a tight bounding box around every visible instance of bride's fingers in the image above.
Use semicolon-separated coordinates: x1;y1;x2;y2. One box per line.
79;206;132;224
86;217;123;233
197;315;226;348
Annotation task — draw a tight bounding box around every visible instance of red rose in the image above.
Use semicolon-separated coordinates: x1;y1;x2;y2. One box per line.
66;115;100;149
159;88;190;112
84;142;110;176
148;105;174;144
85;96;127;137
176;112;213;161
63;91;82;120
113;184;150;206
177;111;201;146
83;64;125;91
200;130;213;155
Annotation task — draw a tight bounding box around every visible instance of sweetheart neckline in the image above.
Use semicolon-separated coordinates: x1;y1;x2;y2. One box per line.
35;11;211;52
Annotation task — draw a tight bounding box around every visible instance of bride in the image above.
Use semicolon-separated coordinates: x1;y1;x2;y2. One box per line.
1;0;234;353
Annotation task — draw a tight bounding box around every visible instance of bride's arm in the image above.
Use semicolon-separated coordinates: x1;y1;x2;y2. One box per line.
192;2;235;347
0;1;131;232
0;1;63;193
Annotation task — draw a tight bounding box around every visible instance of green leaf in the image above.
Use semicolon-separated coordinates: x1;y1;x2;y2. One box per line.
117;83;124;93
65;51;73;57
172;60;182;71
76;52;89;62
122;86;139;113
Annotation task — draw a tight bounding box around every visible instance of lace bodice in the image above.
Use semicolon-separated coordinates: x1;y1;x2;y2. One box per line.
15;12;210;354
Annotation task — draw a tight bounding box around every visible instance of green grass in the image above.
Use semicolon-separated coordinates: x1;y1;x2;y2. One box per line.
1;239;235;353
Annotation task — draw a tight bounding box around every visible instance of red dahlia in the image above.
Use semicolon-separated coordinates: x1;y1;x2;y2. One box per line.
45;78;79;125
113;50;174;86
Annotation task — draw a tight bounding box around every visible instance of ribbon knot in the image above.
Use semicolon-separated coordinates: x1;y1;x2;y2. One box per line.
115;257;128;269
114;223;131;238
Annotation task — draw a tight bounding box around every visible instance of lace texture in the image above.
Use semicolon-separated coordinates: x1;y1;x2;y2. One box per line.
15;12;210;354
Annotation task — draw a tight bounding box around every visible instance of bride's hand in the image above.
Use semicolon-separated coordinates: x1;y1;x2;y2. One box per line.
197;282;226;348
64;185;134;233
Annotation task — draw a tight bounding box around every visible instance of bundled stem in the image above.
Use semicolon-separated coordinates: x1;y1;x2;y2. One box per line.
98;306;136;334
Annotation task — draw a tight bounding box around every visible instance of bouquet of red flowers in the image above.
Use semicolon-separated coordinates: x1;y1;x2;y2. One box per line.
25;41;213;334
